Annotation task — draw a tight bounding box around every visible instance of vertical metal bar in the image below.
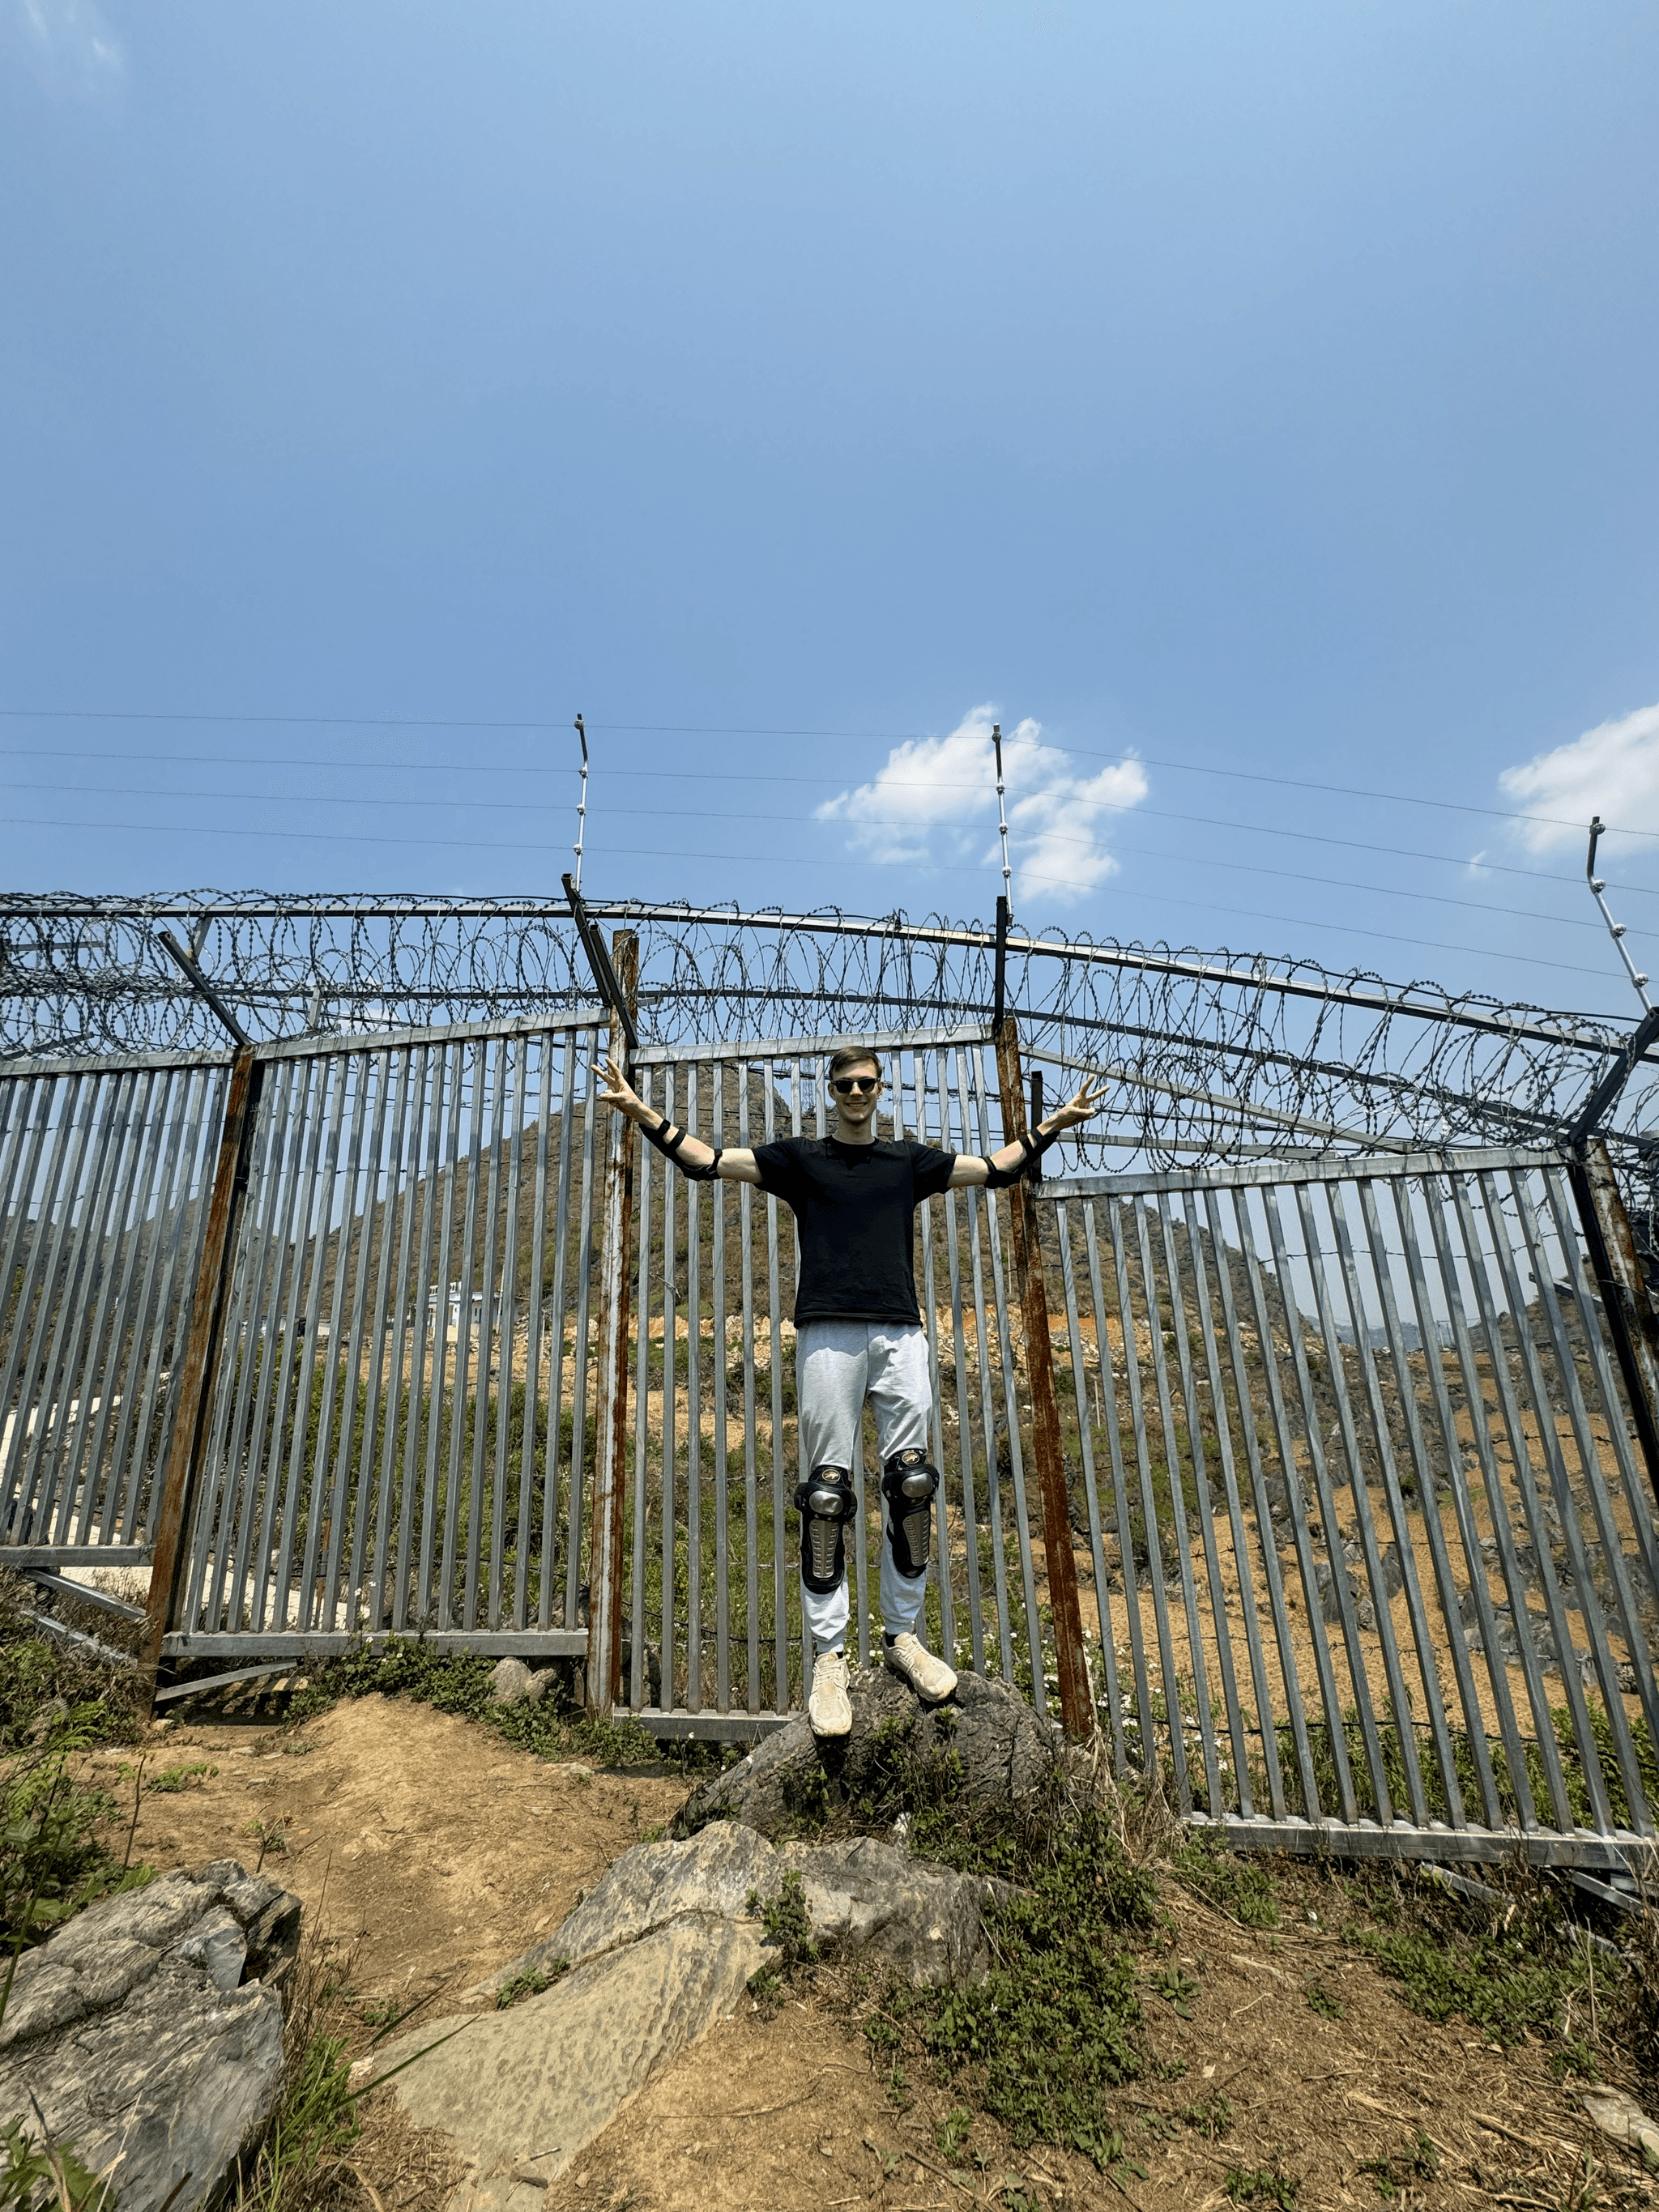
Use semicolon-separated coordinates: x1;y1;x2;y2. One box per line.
660;1066;678;1701
491;1037;528;1629
684;1064;704;1707
1320;1182;1434;1829
973;1045;1046;1706
419;1042;466;1626
463;1038;509;1630
1417;1177;1541;1826
628;1049;653;1707
1151;1195;1230;1813
941;1050;987;1677
739;1060;761;1712
0;1080;51;1476
395;1044;445;1632
1354;1177;1470;1826
0;1073;92;1530
211;1060;296;1632
271;1055;347;1636
1054;1198;1119;1750
1243;1187;1359;1821
564;1051;599;1631
514;1034;554;1629
591;938;640;1711
1476;1170;1617;1832
1438;1174;1570;1826
1535;1167;1659;1822
764;1064;789;1707
440;1042;488;1630
1082;1201;1150;1777
79;1066;175;1544
1226;1187;1329;1818
1388;1178;1506;1826
357;1049;412;1638
137;1046;262;1707
1108;1196;1189;1805
185;1063;263;1630
711;1059;731;1711
302;1051;373;1631
542;1030;579;1628
961;1048;1015;1683
1262;1183;1387;1823
1570;1139;1659;1519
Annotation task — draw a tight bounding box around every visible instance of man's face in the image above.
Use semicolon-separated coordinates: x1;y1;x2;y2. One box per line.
830;1058;882;1131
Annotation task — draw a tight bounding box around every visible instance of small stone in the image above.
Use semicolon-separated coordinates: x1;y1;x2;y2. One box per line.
489;1658;534;1705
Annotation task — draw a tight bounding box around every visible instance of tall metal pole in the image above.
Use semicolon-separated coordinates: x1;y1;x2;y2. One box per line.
588;931;639;1711
994;1017;1092;1738
137;1046;263;1711
573;714;590;895
992;723;1012;1032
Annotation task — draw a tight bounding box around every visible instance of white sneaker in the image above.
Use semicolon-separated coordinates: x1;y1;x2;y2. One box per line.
885;1632;957;1703
808;1648;852;1737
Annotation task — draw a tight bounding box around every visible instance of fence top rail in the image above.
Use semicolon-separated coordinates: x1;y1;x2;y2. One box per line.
253;1004;608;1063
0;1042;237;1081
632;1018;993;1068
0;1004;610;1081
1040;1140;1568;1200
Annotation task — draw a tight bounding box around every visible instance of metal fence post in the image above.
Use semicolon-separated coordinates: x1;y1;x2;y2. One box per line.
1569;1136;1659;1516
994;1018;1092;1738
588;932;639;1712
137;1046;262;1711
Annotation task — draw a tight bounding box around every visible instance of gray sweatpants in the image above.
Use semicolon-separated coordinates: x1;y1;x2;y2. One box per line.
796;1318;932;1654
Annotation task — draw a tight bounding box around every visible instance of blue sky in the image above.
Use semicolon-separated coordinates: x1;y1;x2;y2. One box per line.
4;2;1659;1020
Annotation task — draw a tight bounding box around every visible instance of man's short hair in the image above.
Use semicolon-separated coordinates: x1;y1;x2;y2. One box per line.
826;1045;883;1083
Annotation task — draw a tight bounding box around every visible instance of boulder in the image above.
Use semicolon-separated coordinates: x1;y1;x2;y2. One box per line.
488;1657;554;1706
376;1915;766;2210
672;1662;1057;1841
475;1820;1000;2000
0;1860;301;2212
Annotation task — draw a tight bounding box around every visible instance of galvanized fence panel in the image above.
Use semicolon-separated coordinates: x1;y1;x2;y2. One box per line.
621;1025;1056;1732
1038;1146;1659;1869
0;1052;230;1561
168;1013;607;1658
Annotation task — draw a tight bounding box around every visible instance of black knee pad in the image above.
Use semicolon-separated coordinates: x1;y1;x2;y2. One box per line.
882;1448;939;1579
795;1465;856;1594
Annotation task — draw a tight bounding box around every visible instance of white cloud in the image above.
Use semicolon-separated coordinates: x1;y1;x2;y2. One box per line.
11;0;126;94
1499;701;1659;855
816;704;1148;909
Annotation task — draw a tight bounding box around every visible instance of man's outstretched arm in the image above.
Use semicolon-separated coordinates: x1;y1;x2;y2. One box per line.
949;1072;1107;1188
597;1054;764;1185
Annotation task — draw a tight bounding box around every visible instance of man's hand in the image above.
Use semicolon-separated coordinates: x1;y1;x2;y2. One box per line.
597;1053;644;1116
1042;1072;1108;1134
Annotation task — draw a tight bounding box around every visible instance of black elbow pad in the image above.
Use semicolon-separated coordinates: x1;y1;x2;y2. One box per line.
683;1148;723;1183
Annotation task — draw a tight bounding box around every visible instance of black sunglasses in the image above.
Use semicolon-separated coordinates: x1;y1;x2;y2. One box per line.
831;1076;881;1095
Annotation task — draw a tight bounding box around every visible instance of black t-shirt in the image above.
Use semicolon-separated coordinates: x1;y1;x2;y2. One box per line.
750;1136;957;1325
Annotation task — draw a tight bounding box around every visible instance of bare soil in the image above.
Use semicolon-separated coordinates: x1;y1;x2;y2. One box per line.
79;1698;1658;2212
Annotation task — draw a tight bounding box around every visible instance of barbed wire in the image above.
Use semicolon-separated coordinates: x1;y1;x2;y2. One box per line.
2;889;1655;1237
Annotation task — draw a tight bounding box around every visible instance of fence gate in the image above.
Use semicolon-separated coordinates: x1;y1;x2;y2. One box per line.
0;1048;231;1566
1038;1146;1659;1871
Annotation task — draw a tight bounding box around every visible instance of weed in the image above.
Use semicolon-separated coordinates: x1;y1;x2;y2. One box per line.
1303;1980;1343;2021
746;1965;785;2010
241;1818;290;1873
0;2121;116;2212
0;1715;151;1950
936;2108;973;2157
1358;2133;1440;2200
1171;1838;1281;1929
1225;2160;1299;2206
1549;2037;1601;2082
885;2065;910;2110
1346;1893;1598;2049
1180;2095;1235;2139
497;1961;567;2010
147;1760;215;1793
1149;1966;1200;2018
748;1871;818;1967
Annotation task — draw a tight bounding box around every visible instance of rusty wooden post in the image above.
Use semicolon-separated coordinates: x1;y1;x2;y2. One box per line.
137;1046;262;1712
994;1017;1092;1738
1570;1136;1659;1517
588;931;639;1712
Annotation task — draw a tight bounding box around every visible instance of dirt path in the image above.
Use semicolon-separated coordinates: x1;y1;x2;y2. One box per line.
85;1697;688;2005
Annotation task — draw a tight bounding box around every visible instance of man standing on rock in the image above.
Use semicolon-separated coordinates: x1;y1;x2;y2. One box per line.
599;1043;1103;1737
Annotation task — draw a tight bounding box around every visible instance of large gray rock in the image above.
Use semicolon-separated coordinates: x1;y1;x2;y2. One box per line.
672;1662;1058;1841
377;1914;766;2210
0;1860;301;2212
476;1820;1000;2000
